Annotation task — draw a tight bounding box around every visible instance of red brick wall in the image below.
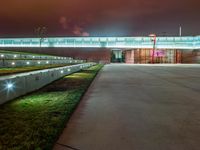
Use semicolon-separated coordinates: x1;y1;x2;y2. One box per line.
3;48;111;64
125;49;184;64
181;50;200;63
125;50;135;63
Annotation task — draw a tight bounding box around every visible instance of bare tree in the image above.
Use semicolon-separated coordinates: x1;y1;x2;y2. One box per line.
34;27;47;47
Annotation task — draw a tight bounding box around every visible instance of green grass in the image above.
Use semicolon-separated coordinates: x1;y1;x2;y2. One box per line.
0;50;54;56
0;64;103;150
0;64;78;76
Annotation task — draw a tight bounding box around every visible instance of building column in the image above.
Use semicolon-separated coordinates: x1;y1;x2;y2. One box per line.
125;50;135;64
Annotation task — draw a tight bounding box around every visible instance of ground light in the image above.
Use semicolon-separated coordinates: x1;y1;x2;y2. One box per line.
6;83;13;89
4;81;15;93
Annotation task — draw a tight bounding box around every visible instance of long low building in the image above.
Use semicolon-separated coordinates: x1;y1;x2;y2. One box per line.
0;36;200;49
0;36;200;64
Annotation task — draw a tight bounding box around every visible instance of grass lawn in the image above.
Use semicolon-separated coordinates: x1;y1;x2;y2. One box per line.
0;64;78;76
0;50;54;56
0;64;103;150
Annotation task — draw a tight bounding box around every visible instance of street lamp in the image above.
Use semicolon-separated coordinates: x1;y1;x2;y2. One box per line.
149;34;156;64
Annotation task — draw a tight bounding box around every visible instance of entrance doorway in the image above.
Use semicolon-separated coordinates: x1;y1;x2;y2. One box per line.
111;50;125;63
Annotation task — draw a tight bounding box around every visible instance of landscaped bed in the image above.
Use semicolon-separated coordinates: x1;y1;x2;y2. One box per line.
0;64;103;150
0;50;54;56
0;64;78;76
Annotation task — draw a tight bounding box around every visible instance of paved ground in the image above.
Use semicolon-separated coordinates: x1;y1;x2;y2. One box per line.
54;64;200;150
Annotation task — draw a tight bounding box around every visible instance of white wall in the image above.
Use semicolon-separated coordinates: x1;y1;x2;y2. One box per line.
0;52;86;67
0;52;71;60
0;63;95;105
0;59;84;67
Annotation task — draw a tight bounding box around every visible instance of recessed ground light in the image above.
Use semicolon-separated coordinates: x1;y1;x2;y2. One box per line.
14;55;17;58
67;68;71;72
38;61;41;64
26;62;30;65
11;62;15;65
6;83;14;90
4;81;15;92
46;61;49;64
60;70;64;74
1;54;4;57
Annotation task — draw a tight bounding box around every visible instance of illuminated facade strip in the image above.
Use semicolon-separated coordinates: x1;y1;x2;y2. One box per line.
0;36;200;49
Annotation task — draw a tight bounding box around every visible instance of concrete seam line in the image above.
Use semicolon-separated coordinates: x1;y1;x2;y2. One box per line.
56;142;81;150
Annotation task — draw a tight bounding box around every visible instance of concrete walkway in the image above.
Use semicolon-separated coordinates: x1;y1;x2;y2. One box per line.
54;64;200;150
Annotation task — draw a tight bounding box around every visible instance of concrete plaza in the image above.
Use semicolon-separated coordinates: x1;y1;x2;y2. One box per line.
54;64;200;150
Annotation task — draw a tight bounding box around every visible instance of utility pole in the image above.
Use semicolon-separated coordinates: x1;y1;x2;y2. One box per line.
179;26;182;37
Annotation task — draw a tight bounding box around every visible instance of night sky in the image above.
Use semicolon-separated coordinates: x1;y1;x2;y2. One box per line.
0;0;200;37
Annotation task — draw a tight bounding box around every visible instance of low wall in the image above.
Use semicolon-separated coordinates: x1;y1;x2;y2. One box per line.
0;59;84;68
0;52;71;60
0;63;95;105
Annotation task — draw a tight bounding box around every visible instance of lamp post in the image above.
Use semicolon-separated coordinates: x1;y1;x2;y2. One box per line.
149;34;156;64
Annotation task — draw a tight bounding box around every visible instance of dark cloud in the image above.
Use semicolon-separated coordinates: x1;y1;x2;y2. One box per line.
0;0;199;37
58;16;89;36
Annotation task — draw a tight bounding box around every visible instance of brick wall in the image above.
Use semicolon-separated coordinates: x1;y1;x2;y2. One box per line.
3;48;111;64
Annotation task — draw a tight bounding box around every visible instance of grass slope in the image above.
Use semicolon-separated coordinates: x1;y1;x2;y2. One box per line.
0;64;103;150
0;64;78;76
0;50;54;56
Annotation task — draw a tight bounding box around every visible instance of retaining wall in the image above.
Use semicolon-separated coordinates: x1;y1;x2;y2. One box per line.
0;59;84;67
0;63;95;105
0;52;71;60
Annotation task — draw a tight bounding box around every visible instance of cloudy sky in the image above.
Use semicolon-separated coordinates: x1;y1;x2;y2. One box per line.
0;0;199;37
